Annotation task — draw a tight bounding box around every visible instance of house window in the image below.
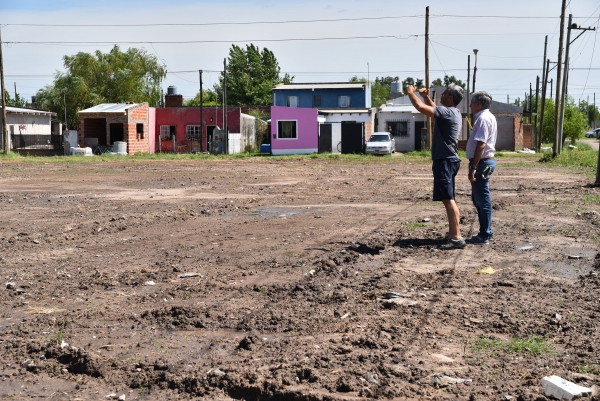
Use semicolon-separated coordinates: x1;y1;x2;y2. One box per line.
387;120;409;137
339;96;350;107
160;125;175;140
277;120;297;139
286;96;298;107
136;123;144;139
186;125;201;140
313;95;321;107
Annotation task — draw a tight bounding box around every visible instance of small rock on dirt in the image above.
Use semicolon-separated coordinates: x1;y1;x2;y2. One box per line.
382;298;418;308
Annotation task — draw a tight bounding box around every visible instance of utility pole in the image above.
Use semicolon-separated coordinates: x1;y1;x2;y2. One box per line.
0;26;8;154
425;6;431;149
467;55;471;139
223;58;228;155
473;49;479;94
539;59;550;151
199;70;204;152
535;76;539;151
14;82;16;103
553;0;567;157
558;14;596;153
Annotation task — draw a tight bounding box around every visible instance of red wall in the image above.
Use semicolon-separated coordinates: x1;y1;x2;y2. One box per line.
154;107;242;152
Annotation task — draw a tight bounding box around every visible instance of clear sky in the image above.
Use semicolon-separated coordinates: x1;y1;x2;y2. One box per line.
1;0;599;106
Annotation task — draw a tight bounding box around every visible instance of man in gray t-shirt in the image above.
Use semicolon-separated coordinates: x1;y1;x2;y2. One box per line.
406;84;465;249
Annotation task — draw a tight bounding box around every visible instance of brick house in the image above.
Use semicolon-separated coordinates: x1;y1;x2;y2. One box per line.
78;103;152;155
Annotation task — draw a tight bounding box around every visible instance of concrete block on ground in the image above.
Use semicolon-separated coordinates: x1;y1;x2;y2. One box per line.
540;375;591;400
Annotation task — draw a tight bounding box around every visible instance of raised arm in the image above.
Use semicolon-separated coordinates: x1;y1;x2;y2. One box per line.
406;85;435;118
418;87;436;107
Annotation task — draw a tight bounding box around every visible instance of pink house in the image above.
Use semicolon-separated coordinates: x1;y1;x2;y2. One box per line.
270;106;318;156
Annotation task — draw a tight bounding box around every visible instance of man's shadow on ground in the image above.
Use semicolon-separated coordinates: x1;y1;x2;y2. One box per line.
392;237;442;248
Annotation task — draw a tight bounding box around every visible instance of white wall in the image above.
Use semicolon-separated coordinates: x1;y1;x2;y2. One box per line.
5;113;53;135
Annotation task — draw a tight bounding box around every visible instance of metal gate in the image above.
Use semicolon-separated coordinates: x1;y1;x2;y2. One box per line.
341;122;364;154
319;124;332;153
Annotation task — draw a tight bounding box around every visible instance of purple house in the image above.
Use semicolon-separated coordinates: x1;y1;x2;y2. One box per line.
270;106;318;156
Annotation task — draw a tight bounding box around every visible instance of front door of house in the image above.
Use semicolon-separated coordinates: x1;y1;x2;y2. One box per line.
341;121;364;154
110;124;124;144
319;124;332;153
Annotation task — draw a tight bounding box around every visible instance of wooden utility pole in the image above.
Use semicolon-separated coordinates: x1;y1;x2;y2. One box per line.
0;27;8;154
553;0;567;157
199;70;204;152
425;6;431;149
539;59;550;151
535;76;539;151
467;55;471;139
538;36;548;152
224;58;228;155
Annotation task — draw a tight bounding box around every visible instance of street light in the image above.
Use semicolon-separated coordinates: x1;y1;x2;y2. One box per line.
472;49;479;94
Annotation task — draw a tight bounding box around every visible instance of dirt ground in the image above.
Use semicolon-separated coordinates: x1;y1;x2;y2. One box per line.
0;154;599;401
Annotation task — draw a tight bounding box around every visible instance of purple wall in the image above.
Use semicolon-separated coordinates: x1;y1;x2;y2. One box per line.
270;106;318;155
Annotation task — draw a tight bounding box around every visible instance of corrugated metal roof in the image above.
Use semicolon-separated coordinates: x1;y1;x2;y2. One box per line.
78;103;138;113
274;82;367;90
1;106;56;116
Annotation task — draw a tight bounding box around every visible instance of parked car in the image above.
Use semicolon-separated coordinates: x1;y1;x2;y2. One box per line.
584;128;600;138
366;132;395;155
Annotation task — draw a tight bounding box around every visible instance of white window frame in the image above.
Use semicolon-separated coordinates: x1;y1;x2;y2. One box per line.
338;96;350;108
277;120;298;140
159;125;170;140
286;96;298;107
186;125;201;141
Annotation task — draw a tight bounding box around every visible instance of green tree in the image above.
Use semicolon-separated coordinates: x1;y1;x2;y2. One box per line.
184;90;220;106
35;45;166;128
348;76;396;107
432;75;466;89
578;100;600;128
539;97;587;144
214;44;293;106
4;90;30;108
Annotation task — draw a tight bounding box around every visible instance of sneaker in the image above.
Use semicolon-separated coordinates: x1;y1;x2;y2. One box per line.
439;237;466;250
466;235;489;245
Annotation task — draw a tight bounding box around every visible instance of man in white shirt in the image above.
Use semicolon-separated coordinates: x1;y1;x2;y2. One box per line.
465;91;497;245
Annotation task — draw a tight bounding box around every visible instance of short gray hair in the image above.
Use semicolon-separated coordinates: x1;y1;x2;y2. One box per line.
472;91;492;109
446;84;464;106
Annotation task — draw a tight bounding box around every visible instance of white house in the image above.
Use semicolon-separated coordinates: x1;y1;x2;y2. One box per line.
0;106;59;152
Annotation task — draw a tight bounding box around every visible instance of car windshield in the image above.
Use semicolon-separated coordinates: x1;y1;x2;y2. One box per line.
369;135;390;142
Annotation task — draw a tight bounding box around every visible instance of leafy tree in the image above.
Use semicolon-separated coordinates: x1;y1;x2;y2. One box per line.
35;45;167;128
214;44;293;106
578;100;600;128
4;90;30;108
348;76;398;107
432;75;466;89
539;97;587;144
185;90;219;106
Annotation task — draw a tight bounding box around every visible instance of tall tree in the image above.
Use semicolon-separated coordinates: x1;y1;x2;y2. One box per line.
35;45;166;128
185;89;219;106
4;90;30;108
539;97;587;144
401;77;424;93
214;44;293;106
348;76;394;107
432;75;466;89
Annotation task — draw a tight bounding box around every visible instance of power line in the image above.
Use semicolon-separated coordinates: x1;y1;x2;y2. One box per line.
2;14;559;28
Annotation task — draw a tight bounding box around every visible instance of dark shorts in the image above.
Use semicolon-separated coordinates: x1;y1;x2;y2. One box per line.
432;159;461;201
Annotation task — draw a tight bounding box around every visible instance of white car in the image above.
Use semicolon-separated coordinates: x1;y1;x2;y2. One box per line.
366;133;396;155
584;128;600;138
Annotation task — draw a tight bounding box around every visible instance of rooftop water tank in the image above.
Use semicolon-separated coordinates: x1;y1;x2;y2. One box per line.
390;81;401;94
167;86;177;95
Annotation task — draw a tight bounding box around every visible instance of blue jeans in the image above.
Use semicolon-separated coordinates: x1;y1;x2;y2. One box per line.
471;159;496;239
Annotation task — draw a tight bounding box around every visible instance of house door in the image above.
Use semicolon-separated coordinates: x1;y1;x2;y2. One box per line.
341;122;364;154
414;121;425;151
319;124;332;153
110;124;124;144
206;125;216;153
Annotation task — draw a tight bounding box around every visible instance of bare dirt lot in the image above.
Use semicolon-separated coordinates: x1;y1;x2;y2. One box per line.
0;155;599;401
